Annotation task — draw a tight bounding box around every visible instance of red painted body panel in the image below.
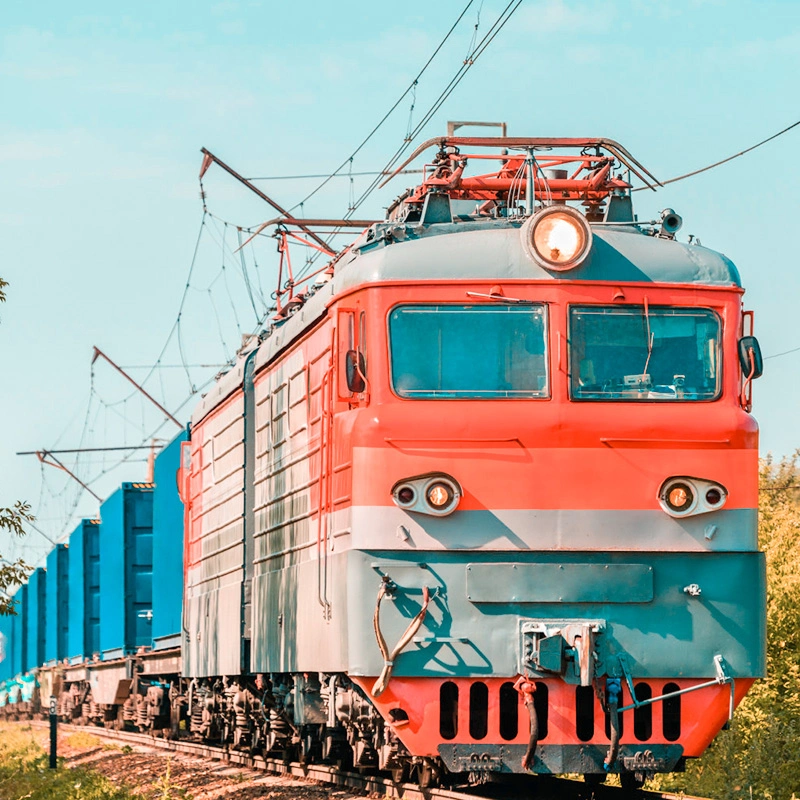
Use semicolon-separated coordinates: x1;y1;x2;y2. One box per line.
351;676;754;758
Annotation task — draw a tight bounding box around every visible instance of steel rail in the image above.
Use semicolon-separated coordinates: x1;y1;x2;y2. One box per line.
28;721;711;800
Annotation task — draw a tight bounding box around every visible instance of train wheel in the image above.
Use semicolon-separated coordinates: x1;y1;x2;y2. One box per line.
620;772;645;790
168;705;180;740
416;760;440;789
390;763;410;784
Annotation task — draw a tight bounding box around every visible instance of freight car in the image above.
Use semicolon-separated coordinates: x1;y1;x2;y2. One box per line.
0;432;187;730
0;135;766;790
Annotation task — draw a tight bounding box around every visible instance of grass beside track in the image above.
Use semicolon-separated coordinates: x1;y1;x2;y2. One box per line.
0;723;135;800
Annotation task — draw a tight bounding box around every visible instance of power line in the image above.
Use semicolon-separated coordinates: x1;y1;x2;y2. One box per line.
764;345;800;360
289;1;476;212
293;0;522;284
247;169;423;181
118;363;227;369
17;445;162;455
633;118;800;191
345;1;522;220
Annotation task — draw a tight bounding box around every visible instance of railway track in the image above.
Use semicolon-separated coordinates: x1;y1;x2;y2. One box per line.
28;721;713;800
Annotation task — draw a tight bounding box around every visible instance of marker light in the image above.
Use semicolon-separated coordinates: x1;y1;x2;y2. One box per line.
427;483;453;508
658;476;727;518
522;205;593;271
391;473;461;516
667;483;694;512
396;486;416;506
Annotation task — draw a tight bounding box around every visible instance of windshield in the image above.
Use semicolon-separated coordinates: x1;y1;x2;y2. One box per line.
569;306;721;401
389;304;548;398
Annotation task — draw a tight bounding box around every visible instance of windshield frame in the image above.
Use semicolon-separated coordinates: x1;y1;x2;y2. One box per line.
567;303;723;403
387;302;551;400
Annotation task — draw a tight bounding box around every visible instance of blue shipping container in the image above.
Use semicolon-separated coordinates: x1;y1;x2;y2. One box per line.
67;519;101;662
12;585;27;674
25;568;46;670
0;612;12;681
151;431;187;649
45;544;69;664
99;484;154;658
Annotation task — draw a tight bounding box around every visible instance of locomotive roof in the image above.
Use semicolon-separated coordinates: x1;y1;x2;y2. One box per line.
334;220;742;291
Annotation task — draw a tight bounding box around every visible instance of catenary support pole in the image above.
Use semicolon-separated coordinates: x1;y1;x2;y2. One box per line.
49;694;57;769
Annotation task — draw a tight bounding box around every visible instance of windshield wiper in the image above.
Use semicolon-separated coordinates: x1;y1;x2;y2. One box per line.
642;296;654;378
465;290;537;305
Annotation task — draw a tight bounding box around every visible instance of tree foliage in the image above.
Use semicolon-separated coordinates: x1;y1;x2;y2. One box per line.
0;278;34;614
0;502;34;616
653;452;800;799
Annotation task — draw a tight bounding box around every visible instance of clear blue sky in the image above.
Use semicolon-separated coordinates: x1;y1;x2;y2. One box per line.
3;0;800;565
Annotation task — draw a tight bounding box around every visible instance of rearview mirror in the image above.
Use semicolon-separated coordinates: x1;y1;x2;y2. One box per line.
345;349;366;393
738;336;763;379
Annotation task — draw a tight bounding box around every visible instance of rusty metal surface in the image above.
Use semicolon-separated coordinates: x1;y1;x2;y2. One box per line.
87;658;132;706
139;648;181;676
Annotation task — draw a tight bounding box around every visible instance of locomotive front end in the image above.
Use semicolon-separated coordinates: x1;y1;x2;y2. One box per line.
333;138;766;786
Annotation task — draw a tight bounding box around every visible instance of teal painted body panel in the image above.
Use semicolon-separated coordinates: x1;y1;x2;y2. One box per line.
99;485;153;656
345;550;766;680
19;673;36;702
465;563;654;603
25;568;46;670
45;544;69;663
251;553;350;674
152;432;187;648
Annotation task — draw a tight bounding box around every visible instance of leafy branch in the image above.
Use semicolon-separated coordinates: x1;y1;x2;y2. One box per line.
0;501;35;615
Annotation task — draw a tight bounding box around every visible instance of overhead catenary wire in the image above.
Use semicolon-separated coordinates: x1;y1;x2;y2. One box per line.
633;118;800;191
764;345;800;360
26;204;258;542
293;0;522;284
288;0;477;213
344;0;523;220
247;169;424;181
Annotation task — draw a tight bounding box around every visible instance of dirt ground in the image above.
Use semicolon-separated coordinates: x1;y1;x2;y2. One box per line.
44;728;369;800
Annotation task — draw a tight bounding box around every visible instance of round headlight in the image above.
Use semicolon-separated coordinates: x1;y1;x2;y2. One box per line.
426;483;453;508
667;483;694;512
522;206;592;271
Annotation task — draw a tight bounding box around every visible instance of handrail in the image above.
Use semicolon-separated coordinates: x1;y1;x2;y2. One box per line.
380;136;661;191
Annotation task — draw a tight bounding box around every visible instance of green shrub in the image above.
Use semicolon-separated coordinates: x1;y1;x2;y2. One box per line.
652;452;800;799
0;724;134;800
